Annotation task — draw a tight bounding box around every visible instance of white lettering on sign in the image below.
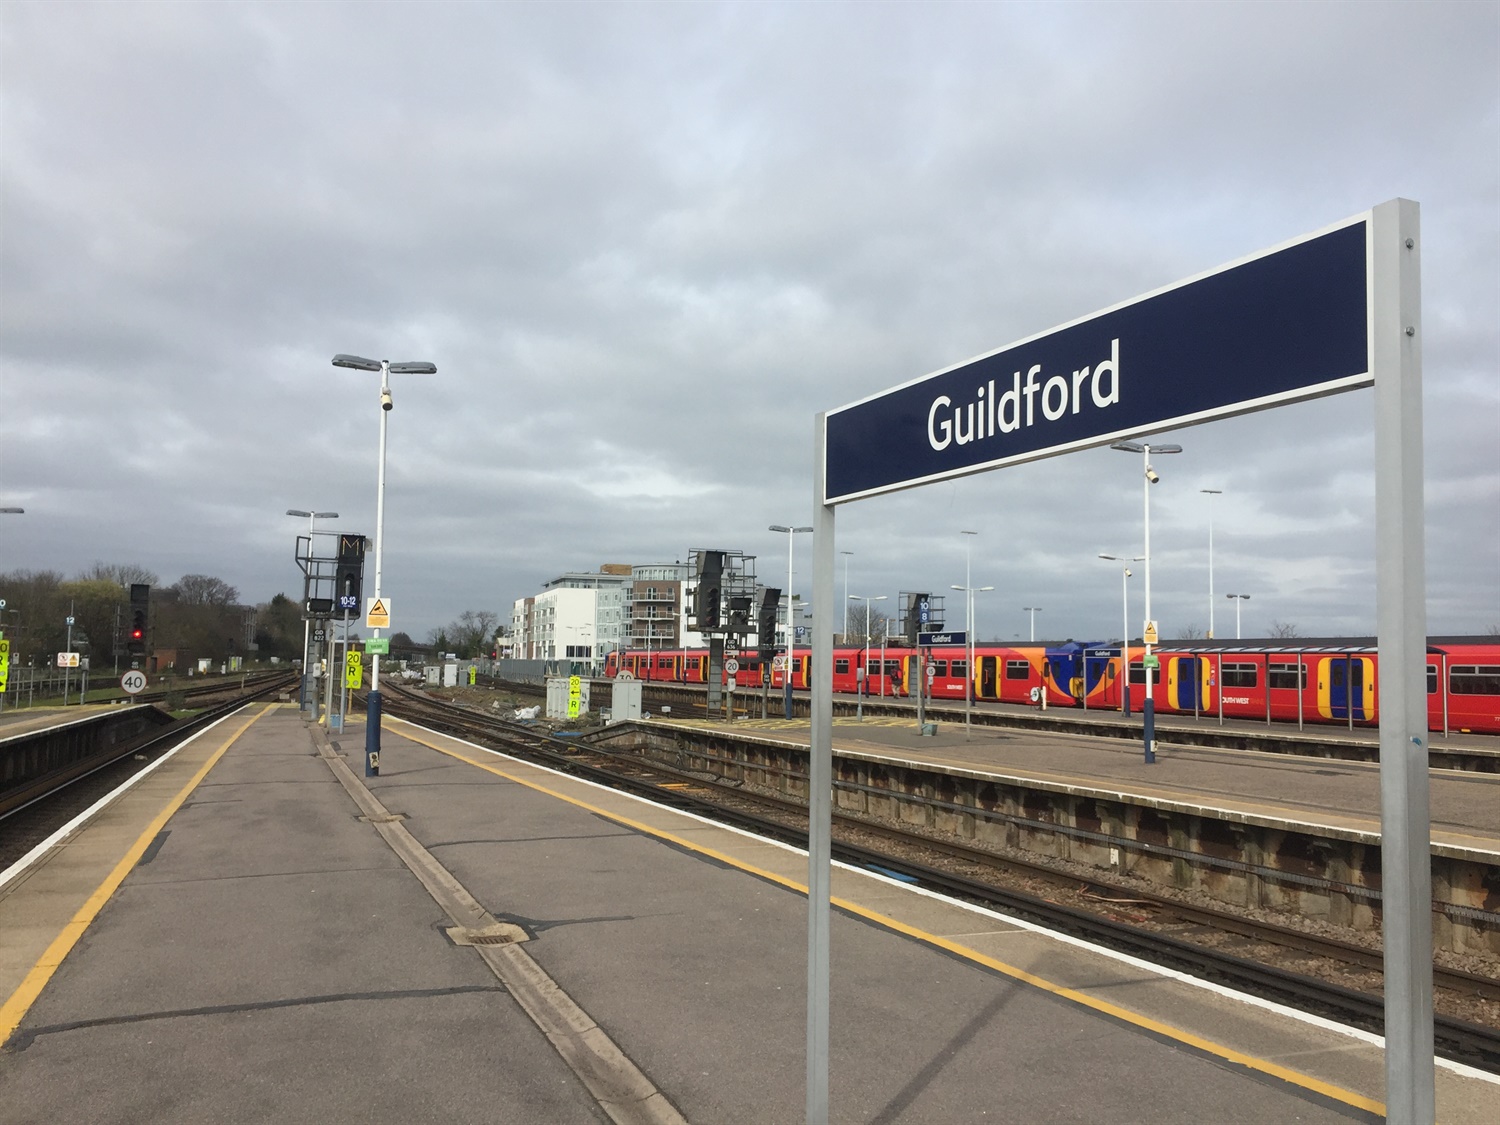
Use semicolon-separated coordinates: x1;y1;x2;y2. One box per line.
1223;696;1251;704
928;339;1121;452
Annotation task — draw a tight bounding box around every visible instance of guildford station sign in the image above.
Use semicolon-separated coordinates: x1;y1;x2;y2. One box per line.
804;202;1436;1125
824;219;1369;502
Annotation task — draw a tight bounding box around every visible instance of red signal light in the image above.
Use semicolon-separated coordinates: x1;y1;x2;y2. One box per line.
131;628;143;640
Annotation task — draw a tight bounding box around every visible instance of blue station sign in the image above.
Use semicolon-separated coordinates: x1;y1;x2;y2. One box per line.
824;215;1372;504
918;631;967;647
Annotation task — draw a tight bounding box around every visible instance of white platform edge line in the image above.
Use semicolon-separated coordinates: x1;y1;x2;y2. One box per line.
394;718;1498;1086
0;705;253;894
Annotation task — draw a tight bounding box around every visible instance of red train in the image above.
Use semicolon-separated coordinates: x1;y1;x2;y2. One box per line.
603;637;1500;736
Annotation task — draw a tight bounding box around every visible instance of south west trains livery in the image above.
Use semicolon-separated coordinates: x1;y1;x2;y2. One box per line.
604;637;1500;736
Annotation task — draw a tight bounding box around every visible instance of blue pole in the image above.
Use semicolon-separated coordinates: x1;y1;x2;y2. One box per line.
1142;694;1155;764
365;690;381;775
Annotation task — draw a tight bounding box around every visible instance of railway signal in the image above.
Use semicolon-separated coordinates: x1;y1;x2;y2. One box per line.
127;584;150;655
694;550;724;629
758;588;781;661
336;533;367;612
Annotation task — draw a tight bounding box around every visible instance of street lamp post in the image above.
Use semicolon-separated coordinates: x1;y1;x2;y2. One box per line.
333;354;437;776
1099;554;1145;716
1227;593;1251;639
950;582;994;737
847;594;886;720
287;508;339;714
839;551;853;640
770;524;813;719
1201;489;1222;638
0;510;20;712
1023;606;1042;642
1111;440;1183;764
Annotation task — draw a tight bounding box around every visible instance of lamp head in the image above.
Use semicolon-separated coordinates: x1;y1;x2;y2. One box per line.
332;354;382;372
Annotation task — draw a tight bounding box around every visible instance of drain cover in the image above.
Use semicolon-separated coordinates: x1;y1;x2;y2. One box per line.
447;923;529;947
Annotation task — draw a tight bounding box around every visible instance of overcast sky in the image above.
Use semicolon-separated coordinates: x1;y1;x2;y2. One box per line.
3;1;1496;645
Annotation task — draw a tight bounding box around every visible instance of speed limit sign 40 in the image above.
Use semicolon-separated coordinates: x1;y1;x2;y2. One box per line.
121;670;148;695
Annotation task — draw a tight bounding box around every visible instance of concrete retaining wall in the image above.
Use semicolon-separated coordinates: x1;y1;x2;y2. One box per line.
595;722;1500;957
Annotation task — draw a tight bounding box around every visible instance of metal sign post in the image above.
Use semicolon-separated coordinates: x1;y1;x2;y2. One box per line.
1371;198;1432;1122
807;201;1432;1124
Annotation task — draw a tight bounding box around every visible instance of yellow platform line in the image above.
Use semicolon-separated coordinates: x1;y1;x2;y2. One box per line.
0;704;274;1045
387;716;1383;1118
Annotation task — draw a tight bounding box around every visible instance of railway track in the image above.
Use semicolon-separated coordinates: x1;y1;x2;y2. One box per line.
381;683;1500;1073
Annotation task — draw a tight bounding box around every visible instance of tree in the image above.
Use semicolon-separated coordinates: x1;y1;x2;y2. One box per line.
1179;624;1205;640
1269;620;1300;638
78;561;159;587
154;573;246;664
172;574;240;606
253;593;304;661
844;608;894;647
0;569;66;667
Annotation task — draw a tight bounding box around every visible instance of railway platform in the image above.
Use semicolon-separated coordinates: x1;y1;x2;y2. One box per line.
2;702;1496;1122
651;713;1500;849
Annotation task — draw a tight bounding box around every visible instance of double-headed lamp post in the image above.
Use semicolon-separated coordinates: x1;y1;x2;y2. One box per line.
770;524;813;719
1023;606;1042;642
839;551;853;639
1110;439;1182;764
1201;489;1222;638
287;508;338;711
1099;554;1145;716
847;594;886;721
950;582;993;737
333;354;437;776
1227;593;1251;639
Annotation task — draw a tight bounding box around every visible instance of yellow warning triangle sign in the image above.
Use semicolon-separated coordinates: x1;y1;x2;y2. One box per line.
365;597;391;627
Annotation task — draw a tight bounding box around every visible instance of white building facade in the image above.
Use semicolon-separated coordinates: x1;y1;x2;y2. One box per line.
510;565;632;667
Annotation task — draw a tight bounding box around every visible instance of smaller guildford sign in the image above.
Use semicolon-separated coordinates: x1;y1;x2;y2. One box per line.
823;216;1371;504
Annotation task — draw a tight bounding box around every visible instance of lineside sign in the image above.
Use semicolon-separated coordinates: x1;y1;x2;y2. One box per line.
824;216;1370;504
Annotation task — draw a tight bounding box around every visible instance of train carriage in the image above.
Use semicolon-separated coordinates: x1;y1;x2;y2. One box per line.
604;637;1500;734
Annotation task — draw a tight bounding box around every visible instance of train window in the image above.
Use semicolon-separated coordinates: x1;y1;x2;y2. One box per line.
656;657;672;670
1269;663;1308;689
1450;665;1500;696
1427;665;1438;694
932;660;948;676
950;660;967;679
835;659;850;674
1128;662;1148;685
1222;662;1258;688
883;660;903;676
1005;660;1031;680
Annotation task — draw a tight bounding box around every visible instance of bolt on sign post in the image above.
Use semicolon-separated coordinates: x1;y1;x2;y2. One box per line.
806;202;1430;1123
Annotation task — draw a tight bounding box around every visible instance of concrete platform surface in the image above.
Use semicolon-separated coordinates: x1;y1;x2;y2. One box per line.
660;714;1500;854
0;702;1494;1123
